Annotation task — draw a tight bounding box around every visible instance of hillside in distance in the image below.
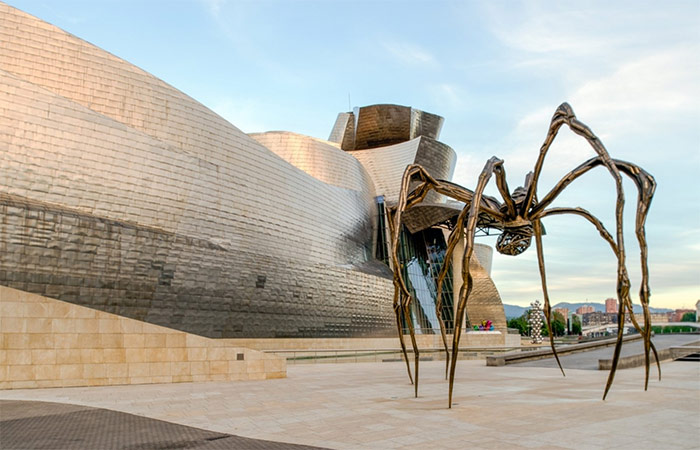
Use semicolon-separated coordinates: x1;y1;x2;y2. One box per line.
503;302;673;319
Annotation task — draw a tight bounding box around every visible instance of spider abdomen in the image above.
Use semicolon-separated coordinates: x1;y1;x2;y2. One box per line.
496;223;534;256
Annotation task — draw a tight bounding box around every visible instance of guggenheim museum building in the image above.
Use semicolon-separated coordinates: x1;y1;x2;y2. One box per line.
0;3;506;339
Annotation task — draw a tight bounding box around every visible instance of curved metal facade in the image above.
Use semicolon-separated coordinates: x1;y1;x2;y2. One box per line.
0;3;505;338
0;4;393;338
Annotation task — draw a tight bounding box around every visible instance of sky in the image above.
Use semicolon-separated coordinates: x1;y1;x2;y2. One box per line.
7;0;699;310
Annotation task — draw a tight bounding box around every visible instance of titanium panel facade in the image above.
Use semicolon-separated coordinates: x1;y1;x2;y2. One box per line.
0;3;506;338
0;4;393;338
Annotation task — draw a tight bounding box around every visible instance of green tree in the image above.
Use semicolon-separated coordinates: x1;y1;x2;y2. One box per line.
680;312;696;322
572;315;582;335
541;311;566;337
552;311;566;336
507;311;530;335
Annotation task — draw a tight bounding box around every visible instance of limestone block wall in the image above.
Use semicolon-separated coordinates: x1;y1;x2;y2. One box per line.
0;286;286;390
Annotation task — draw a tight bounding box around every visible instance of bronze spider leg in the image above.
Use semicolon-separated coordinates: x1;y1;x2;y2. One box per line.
539;206;660;380
541;206;660;393
432;162;518;380
534;157;658;396
435;207;469;379
532;219;565;376
448;156;504;409
524;103;633;399
392;164;439;396
392;164;504;398
391;279;413;385
387;206;414;386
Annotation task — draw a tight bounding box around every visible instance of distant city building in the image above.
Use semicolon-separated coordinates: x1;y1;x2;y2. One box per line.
671;309;695;322
554;308;569;319
576;305;595;315
652;313;670;323
696;300;700;322
626;313;668;324
582;312;616;327
605;298;618;313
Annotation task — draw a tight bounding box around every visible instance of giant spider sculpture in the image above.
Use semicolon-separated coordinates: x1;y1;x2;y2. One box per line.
390;103;658;408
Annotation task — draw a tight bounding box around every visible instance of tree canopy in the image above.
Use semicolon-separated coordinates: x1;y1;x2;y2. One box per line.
680;312;696;322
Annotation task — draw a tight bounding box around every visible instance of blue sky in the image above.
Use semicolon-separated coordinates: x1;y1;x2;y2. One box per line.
8;0;699;310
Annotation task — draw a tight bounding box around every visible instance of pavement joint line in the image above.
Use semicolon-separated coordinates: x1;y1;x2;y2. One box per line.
0;352;698;449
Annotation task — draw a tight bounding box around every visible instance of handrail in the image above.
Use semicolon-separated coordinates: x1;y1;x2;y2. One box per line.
260;347;525;364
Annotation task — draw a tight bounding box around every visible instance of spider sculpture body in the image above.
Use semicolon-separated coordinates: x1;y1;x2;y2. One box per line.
390;103;658;408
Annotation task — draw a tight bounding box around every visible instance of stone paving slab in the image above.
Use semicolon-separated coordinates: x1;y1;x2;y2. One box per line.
1;359;698;449
0;400;327;449
516;334;700;370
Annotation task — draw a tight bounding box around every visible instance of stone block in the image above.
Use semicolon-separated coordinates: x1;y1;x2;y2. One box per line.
104;363;128;378
119;320;144;334
51;318;75;333
165;333;185;348
246;360;264;373
53;334;79;349
55;349;81;364
186;347;206;361
10;380;38;389
209;360;227;375
31;349;56;364
144;334;166;348
27;333;52;349
166;348;186;361
9;365;34;381
190;361;209;375
7;349;31;365
123;334;145;348
76;333;100;349
59;364;82;379
172;375;193;383
83;363;106;379
207;347;226;361
128;363;150;377
98;319;121;333
171;362;190;376
228;361;246;374
129;376;153;385
148;362;170;376
1;317;26;333
26;318;53;333
99;333;123;348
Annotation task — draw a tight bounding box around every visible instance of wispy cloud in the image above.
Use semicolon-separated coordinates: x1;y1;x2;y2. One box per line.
429;83;469;110
485;3;623;57
382;41;438;68
571;45;700;131
199;0;227;17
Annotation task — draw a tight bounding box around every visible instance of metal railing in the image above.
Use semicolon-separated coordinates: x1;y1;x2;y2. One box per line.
263;347;524;365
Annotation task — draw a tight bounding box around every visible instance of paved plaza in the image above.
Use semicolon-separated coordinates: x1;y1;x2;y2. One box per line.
1;356;698;449
0;400;324;449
